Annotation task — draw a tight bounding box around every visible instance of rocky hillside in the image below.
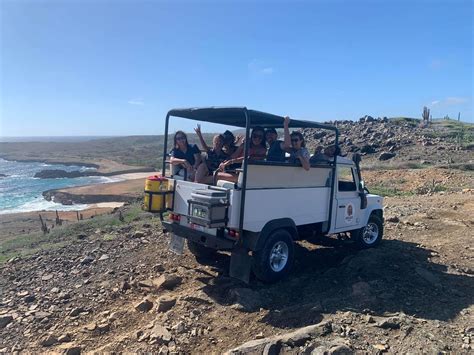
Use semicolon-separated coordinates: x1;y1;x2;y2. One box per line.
1;187;473;353
302;117;474;168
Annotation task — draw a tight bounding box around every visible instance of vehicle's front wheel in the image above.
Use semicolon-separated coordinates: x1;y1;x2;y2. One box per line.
187;240;217;260
252;229;295;283
352;214;383;249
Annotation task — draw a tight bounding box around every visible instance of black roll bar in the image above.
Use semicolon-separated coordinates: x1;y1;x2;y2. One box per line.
162;113;170;176
325;129;339;234
161;107;340;235
238;108;251;232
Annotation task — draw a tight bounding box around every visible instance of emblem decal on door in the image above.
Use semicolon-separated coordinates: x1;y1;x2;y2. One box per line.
345;202;354;223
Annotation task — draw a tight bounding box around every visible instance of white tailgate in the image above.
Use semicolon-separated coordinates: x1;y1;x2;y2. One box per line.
243;187;330;232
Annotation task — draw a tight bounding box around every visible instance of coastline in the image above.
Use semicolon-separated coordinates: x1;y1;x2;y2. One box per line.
0;171;153;238
0;155;155;217
42;172;151;205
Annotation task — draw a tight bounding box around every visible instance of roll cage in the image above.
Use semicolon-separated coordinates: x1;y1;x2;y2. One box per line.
161;107;340;233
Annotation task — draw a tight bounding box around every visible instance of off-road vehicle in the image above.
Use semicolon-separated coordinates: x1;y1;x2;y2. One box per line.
157;107;384;283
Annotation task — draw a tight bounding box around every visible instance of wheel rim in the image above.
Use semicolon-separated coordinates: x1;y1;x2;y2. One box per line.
269;241;289;272
362;222;379;245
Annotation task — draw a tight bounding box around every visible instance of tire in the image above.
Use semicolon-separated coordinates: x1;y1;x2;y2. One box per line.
187;240;217;259
252;229;295;283
352;213;383;249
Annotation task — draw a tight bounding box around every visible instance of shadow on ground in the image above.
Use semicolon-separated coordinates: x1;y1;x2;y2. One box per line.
195;238;473;329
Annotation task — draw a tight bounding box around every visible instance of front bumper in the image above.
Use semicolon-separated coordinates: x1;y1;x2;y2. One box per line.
162;221;236;250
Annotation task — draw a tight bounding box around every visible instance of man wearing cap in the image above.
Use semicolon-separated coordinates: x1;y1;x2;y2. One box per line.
265;128;286;162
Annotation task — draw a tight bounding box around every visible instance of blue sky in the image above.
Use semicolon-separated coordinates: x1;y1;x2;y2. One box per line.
1;0;472;136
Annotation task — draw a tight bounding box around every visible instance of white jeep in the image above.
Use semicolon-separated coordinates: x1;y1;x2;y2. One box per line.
161;107;384;283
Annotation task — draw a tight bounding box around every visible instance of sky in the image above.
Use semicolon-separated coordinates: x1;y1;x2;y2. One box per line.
0;0;472;136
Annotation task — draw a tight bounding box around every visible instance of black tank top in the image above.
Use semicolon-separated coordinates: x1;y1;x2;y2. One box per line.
267;140;285;162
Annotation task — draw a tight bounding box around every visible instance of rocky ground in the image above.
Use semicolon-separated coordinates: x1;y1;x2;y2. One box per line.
1;118;473;354
1;179;473;354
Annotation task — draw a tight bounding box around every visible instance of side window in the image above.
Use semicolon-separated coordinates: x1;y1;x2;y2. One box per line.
338;166;356;191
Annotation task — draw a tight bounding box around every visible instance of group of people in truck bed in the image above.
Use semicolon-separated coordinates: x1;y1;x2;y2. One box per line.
169;116;338;183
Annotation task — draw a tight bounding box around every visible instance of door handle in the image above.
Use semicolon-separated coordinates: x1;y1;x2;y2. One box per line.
339;205;346;208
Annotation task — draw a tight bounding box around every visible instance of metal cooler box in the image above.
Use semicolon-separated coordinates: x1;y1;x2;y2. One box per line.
187;188;229;228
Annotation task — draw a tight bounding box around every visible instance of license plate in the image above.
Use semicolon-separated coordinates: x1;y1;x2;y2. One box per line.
192;206;208;219
169;233;185;255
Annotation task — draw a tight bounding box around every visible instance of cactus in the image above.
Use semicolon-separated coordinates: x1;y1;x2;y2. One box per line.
55;210;62;226
39;214;49;234
422;106;430;122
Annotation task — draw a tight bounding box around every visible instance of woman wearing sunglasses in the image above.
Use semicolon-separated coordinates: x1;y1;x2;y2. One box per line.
283;116;311;171
169;131;202;181
218;126;267;169
217;126;267;182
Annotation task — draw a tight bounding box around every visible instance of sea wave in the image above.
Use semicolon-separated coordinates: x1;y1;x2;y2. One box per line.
0;198;89;215
100;176;123;183
0;159;126;214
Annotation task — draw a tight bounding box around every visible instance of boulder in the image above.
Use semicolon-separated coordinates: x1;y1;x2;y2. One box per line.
23;294;36;303
132;230;146;238
98;254;109;261
58;334;72;343
135;298;153;312
69;307;85;317
360;144;376;154
80;256;94;265
377;316;401;329
379;152;396;161
328;344;354;355
225;321;334;354
0;314;13;329
39;334;58;347
64;346;82;355
154;274;182;290
150;323;172;344
156;296;176;313
386;216;400;223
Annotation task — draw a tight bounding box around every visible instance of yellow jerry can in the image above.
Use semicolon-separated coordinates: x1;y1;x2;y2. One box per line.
143;175;172;213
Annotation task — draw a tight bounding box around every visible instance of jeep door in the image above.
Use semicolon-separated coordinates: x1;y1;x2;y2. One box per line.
334;165;360;230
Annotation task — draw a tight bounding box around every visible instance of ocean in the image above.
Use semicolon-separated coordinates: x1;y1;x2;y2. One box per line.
0;158;119;215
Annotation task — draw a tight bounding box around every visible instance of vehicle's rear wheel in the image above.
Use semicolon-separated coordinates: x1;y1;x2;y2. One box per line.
352;214;383;248
187;240;217;259
252;229;294;283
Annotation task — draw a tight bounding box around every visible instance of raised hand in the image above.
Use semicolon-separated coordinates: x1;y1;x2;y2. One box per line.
194;124;201;134
235;134;244;145
284;116;290;126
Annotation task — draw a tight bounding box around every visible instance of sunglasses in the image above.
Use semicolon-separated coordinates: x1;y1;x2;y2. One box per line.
291;138;300;143
252;135;263;139
176;136;186;141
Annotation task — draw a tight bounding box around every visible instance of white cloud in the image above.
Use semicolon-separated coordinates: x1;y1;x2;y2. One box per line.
431;97;469;107
248;59;274;75
128;98;144;105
